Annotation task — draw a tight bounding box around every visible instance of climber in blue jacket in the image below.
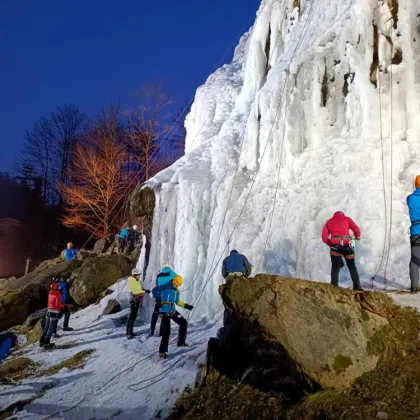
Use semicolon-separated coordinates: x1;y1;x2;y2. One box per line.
64;242;78;261
407;175;420;293
149;264;178;336
222;250;252;279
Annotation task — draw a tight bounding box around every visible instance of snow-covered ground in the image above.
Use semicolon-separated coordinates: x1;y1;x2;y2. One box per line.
142;0;420;321
0;280;220;419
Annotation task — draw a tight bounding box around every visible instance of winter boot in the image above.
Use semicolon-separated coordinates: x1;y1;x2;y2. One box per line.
411;287;419;294
63;327;74;332
43;343;55;350
149;329;154;337
127;334;135;340
177;342;189;348
159;352;167;360
52;333;61;339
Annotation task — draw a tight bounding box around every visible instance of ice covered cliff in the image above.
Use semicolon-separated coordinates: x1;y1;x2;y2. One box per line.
139;0;420;319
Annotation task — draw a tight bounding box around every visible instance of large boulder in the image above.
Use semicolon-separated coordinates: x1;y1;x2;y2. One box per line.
0;259;82;331
171;275;420;419
93;238;111;253
221;275;389;390
70;254;132;306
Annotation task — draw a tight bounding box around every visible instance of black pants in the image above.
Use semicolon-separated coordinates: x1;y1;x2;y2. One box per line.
40;312;59;344
118;237;126;253
330;245;361;289
410;238;420;289
159;311;188;354
150;302;161;335
52;306;71;333
126;302;140;336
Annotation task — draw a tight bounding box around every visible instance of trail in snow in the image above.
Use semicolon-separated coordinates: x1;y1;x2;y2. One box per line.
0;280;220;420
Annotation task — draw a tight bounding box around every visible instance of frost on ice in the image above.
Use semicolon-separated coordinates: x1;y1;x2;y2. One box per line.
142;0;420;320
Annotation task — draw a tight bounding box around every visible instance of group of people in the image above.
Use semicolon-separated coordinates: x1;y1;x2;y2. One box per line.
40;276;74;349
118;225;140;254
127;264;194;360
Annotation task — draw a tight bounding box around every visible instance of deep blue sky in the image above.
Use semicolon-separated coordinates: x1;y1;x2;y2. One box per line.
0;0;261;172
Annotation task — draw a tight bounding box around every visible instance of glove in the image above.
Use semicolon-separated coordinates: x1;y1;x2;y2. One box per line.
184;304;194;311
144;289;151;294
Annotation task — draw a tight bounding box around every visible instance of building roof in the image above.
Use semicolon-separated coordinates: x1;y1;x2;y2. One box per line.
0;218;22;224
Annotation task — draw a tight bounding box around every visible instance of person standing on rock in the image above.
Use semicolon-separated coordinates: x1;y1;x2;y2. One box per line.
149;264;178;336
406;175;420;294
322;211;362;290
118;226;130;253
52;277;74;337
125;225;139;254
64;242;78;261
40;282;66;348
222;250;252;279
151;275;194;360
127;268;150;339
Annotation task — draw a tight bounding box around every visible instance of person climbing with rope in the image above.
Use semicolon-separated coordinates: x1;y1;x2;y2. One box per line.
322;211;362;290
127;268;150;339
407;175;420;294
149;264;178;337
222;250;252;280
152;275;193;360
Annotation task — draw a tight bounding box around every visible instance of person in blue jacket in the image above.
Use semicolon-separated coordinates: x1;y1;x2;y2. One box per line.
407;175;420;294
0;333;26;367
52;277;74;336
118;227;130;253
149;264;178;336
152;275;193;359
64;243;78;261
222;250;252;279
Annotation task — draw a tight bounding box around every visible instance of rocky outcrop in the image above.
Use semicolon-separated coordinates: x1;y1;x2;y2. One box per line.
102;298;122;315
93;238;111;253
70;254;132;306
171;275;420;420
0;260;82;331
221;275;388;390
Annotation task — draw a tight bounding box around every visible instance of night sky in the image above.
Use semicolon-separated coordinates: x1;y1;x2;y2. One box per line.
0;0;261;172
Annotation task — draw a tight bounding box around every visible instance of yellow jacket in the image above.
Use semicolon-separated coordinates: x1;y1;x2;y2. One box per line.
128;276;146;295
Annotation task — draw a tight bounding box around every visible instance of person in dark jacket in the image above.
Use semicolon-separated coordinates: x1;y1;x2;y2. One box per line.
52;277;74;337
126;225;140;253
40;282;65;348
222;250;252;279
150;264;178;336
322;211;362;290
407;175;420;294
152;275;193;359
64;242;78;261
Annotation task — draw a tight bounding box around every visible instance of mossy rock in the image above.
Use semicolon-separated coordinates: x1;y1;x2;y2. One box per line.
0;357;40;381
0;260;82;330
40;349;95;376
70;254;132;306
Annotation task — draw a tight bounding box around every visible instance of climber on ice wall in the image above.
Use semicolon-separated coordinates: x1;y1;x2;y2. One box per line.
152;275;193;360
127;267;150;339
149;264;178;337
322;211;362;290
222;250;252;279
406;175;420;294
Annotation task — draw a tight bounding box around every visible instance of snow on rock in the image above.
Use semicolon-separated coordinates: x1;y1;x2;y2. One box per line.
0;279;218;419
141;0;420;320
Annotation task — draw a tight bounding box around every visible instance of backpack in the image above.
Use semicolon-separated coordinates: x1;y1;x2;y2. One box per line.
159;289;177;314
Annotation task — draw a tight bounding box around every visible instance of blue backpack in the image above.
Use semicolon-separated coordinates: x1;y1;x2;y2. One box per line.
160;289;177;314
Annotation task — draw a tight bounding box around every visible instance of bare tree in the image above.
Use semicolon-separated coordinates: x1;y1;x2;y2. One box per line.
20;105;87;203
60;107;130;237
125;83;172;181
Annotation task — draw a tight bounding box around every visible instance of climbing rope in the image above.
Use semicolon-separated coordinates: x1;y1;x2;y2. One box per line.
188;0;320;319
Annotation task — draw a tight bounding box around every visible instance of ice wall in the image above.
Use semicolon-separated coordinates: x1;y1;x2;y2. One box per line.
141;0;420;320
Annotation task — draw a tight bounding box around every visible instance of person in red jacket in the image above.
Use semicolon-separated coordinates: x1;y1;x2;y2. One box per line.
40;282;65;348
322;211;362;290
